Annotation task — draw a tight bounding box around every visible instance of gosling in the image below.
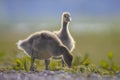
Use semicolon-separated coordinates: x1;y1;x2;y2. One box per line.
54;12;75;67
17;31;73;71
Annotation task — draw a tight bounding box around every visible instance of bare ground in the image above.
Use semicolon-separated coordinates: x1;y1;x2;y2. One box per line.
0;70;120;80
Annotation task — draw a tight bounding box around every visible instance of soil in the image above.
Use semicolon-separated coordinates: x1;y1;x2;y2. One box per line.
0;70;120;80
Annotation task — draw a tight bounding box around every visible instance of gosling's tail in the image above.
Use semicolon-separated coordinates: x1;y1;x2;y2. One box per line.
17;40;24;50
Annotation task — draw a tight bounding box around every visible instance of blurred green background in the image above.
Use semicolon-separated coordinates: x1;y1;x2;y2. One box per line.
0;0;120;68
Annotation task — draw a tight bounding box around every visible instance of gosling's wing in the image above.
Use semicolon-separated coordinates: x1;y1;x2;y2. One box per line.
31;32;60;51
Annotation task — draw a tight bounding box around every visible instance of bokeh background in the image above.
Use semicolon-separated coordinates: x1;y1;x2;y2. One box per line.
0;0;120;67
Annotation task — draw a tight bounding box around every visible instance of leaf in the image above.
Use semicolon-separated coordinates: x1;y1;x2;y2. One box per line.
23;58;29;72
101;60;109;69
78;65;87;73
15;59;22;67
108;52;114;60
73;55;81;66
82;58;91;66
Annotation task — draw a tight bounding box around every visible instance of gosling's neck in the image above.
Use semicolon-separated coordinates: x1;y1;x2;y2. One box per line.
60;21;70;35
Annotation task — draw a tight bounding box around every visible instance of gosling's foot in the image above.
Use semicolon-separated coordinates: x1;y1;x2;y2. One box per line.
45;59;50;70
30;66;36;71
62;59;65;67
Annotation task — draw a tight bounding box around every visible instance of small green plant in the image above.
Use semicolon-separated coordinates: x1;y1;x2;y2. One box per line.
73;54;91;66
78;65;87;73
9;52;119;76
80;54;91;66
72;54;92;74
72;54;82;66
12;58;24;71
100;52;120;75
101;60;109;69
49;60;62;71
87;64;100;73
12;56;30;71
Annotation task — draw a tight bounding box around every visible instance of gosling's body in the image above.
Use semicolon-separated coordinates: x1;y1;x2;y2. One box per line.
18;31;62;59
17;31;73;71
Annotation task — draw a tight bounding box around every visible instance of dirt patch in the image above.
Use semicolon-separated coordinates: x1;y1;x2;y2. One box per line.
0;70;120;80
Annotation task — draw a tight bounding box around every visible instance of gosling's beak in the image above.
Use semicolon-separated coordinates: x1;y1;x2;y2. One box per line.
67;17;72;22
69;66;71;68
68;65;72;68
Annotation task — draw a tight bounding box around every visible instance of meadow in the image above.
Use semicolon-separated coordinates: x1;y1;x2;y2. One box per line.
0;19;120;75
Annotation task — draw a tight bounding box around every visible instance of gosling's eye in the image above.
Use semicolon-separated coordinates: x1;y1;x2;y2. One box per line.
64;15;67;18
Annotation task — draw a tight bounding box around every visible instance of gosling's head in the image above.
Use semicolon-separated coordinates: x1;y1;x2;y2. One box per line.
65;53;73;68
61;47;73;68
62;12;71;23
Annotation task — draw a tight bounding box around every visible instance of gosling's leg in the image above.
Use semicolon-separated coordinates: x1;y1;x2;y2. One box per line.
45;59;50;70
62;59;65;67
30;57;35;71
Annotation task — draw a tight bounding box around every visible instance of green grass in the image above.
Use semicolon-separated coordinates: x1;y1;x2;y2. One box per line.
6;52;119;75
